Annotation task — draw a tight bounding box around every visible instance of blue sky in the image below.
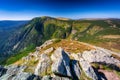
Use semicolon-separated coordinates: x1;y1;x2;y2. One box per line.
0;0;120;20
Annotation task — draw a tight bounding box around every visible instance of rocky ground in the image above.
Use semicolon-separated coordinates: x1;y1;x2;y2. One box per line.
0;39;120;80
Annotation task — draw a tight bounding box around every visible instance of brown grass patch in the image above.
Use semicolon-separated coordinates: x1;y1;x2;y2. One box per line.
102;35;120;39
40;39;95;53
112;54;120;61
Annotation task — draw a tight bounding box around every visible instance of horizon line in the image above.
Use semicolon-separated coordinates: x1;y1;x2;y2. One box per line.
0;16;120;21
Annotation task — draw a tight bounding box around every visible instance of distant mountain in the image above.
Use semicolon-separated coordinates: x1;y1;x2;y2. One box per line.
0;20;28;30
0;16;120;60
0;20;29;57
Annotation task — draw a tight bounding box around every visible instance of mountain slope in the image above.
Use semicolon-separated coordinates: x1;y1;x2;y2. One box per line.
0;16;120;60
0;21;28;57
0;16;72;57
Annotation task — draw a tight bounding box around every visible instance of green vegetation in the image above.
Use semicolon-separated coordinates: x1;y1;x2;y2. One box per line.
0;44;35;65
0;17;120;65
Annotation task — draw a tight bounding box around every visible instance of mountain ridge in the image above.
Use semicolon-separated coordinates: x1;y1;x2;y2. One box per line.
0;16;120;61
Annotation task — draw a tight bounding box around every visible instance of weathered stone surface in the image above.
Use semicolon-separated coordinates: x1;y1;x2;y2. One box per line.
12;72;41;80
82;49;120;66
0;65;41;80
70;60;81;80
79;58;98;80
0;65;26;80
71;53;82;60
5;65;26;75
42;75;52;80
51;47;72;78
37;39;55;50
43;47;54;54
0;65;7;77
52;76;70;80
22;51;40;65
0;73;13;80
35;54;51;76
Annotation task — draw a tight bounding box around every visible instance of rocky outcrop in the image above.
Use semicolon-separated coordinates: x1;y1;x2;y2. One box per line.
37;39;55;50
0;65;26;80
51;47;72;78
0;72;40;80
0;65;41;80
12;72;40;80
1;41;120;80
79;58;98;80
51;47;82;80
82;48;120;67
71;53;99;80
35;54;51;76
71;47;120;80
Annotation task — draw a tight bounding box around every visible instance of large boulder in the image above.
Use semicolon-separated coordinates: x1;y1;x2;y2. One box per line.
35;54;51;76
82;49;120;66
79;58;98;80
51;47;72;78
70;60;81;80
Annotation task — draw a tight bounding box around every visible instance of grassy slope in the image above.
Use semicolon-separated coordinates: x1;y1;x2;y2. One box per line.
1;17;120;65
72;20;120;52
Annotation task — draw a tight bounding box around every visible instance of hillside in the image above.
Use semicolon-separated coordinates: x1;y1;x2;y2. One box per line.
0;16;120;64
0;21;28;57
1;17;120;56
0;39;120;80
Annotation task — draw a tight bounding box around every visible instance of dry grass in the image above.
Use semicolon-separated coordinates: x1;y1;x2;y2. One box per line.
40;39;95;54
102;35;120;39
95;41;120;53
112;54;120;61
